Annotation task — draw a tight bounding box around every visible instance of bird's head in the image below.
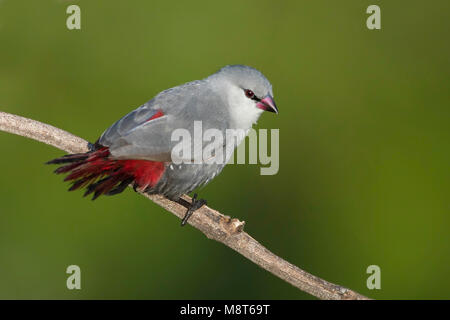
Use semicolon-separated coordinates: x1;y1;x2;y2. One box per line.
209;65;278;128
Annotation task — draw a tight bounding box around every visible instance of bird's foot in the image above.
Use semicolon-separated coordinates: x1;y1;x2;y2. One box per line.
87;142;96;151
180;193;207;226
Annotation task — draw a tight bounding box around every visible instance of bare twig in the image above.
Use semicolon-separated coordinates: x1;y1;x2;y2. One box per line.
0;110;370;300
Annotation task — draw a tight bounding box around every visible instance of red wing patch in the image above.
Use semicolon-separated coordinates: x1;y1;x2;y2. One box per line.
146;110;164;122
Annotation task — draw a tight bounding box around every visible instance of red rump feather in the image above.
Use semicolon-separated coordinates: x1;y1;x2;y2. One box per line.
47;147;165;200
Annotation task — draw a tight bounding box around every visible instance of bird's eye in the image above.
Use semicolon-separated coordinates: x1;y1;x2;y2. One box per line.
244;89;255;99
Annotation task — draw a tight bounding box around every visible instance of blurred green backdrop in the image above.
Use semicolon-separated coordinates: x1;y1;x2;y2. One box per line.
0;0;449;299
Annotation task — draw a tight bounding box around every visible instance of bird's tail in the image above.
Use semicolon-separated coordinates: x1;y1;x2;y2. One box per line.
46;147;165;199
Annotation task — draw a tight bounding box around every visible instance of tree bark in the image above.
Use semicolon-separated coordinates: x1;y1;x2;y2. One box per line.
0;111;370;300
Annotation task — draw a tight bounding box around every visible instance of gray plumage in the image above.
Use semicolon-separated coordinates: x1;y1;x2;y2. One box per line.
97;65;276;200
47;65;278;202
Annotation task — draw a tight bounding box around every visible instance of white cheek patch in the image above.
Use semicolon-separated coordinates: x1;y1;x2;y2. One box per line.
227;86;264;129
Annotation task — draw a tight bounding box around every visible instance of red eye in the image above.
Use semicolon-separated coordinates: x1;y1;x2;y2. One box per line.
244;89;255;99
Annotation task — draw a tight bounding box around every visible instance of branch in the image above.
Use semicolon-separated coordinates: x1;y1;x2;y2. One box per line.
0;110;370;300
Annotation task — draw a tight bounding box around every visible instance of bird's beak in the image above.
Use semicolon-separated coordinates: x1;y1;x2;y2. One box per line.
257;95;278;114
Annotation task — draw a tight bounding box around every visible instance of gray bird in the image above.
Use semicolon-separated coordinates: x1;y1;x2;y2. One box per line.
47;65;278;225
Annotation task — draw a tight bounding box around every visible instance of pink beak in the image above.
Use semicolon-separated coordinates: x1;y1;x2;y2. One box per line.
257;95;278;114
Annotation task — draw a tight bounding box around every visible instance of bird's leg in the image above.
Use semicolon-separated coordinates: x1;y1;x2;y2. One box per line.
87;142;96;151
178;193;207;226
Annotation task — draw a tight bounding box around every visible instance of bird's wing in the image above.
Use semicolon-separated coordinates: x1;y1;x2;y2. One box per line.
98;102;163;146
98;82;230;162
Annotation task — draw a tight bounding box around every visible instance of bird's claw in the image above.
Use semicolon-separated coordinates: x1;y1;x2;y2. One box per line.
87;142;96;152
181;193;207;226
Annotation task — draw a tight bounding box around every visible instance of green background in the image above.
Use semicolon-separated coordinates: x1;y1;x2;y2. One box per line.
0;0;448;299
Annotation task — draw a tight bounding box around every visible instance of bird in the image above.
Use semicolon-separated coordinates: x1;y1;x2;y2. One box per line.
47;65;278;225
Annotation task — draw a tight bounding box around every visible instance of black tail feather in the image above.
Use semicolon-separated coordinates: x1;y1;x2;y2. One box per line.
106;177;134;196
46;146;155;200
46;153;89;165
83;176;113;198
